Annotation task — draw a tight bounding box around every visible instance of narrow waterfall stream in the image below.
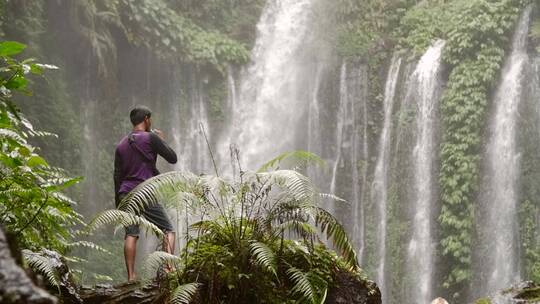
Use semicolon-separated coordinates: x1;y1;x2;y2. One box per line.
372;56;402;303
405;40;446;304
330;63;348;198
480;6;532;299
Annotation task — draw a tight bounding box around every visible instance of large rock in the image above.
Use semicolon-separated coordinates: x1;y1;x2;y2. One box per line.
326;270;382;304
0;226;57;304
475;282;540;304
79;282;166;304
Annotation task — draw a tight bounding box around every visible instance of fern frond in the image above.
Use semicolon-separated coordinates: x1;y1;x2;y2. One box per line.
170;282;200;304
314;207;358;269
0;128;26;145
22;249;59;287
287;267;330;304
258;170;317;203
318;193;347;203
86;209;163;236
66;241;111;255
249;241;277;276
276;220;318;241
142;251;180;280
118;171;201;214
287;267;315;303
258;150;324;172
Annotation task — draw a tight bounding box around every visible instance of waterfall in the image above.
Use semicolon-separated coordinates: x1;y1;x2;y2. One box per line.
307;64;324;164
480;6;531;298
372;56;402;303
219;0;315;169
355;63;369;265
179;74;211;174
330;63;348;197
406;40;445;304
327;62;369;261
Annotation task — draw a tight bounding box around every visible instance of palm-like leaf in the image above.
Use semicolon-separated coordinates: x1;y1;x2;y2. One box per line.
314;207;358;269
118;171;201;214
22;249;59;287
170;282;200;304
269;200;358;269
287;267;316;304
249;241;277;276
86;209;163;236
142;251;180;280
66;240;111;255
258;150;324;172
287;267;328;304
288;267;313;301
257;170;317;203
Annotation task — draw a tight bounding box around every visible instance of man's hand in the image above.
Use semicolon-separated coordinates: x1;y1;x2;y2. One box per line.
153;129;165;140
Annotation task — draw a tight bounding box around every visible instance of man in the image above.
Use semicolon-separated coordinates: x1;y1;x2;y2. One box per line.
113;106;177;281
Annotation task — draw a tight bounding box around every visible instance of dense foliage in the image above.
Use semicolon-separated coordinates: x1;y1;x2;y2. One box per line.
437;1;527;298
89;152;365;303
0;41;82;252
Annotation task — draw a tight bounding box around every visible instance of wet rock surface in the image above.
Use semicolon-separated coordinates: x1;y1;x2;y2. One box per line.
0;226;57;304
501;281;540;303
78;282;166;304
326;270;382;304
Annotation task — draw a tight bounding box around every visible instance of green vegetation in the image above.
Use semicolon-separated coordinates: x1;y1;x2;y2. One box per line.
437;1;527;298
2;0;540;302
89;152;364;303
0;41;82;252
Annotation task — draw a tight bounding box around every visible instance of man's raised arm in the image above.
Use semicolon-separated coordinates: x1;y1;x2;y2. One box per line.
149;132;177;164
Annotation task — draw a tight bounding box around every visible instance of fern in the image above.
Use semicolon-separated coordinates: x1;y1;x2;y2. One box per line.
86;209;163;236
250;241;277;276
142;251;180;280
66;241;111;255
0;128;27;145
287;267;329;304
170;282;200;304
117;171;200;214
315;207;358;269
258;150;324;172
22;249;59;287
258;170;317;203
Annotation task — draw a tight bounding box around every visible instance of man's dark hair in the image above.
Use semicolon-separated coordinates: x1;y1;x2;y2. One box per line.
130;106;151;126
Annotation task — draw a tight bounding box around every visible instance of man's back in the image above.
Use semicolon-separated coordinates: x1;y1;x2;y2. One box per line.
114;130;177;198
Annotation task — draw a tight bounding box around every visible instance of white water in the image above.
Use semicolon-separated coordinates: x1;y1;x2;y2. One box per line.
482;6;531;298
372;56;402;303
179;77;211;173
307;65;324;156
330;63;348;197
406;40;445;304
220;0;315;169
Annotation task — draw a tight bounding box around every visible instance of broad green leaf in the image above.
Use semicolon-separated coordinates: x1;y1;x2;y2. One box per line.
27;155;48;167
0;41;26;56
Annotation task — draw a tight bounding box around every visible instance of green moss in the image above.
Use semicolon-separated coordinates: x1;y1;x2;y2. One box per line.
515;286;540;300
474;298;491;304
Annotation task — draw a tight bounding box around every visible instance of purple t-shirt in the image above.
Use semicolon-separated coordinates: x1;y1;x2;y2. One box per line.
114;131;177;199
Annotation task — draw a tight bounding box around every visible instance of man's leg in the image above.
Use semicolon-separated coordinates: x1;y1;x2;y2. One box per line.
163;232;176;272
124;235;138;281
163;231;175;254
